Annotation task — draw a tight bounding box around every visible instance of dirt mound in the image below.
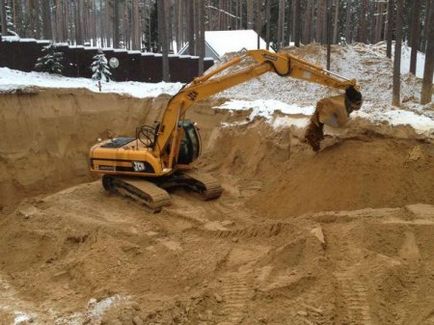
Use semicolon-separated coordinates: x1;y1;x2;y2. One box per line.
200;120;434;217
0;88;229;211
1;85;434;323
1;183;434;323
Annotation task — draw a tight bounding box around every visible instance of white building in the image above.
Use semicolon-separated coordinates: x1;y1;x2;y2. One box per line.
178;30;271;61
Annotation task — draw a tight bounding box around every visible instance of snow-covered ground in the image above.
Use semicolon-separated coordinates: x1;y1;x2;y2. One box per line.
215;99;434;135
213;42;433;135
0;67;183;98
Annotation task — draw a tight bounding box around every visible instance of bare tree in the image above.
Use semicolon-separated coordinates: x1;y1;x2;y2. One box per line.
409;0;421;74
198;0;205;74
332;0;339;44
0;0;7;36
294;0;301;47
358;0;368;43
112;0;120;48
374;1;385;43
326;0;331;69
392;0;404;106
175;0;183;52
386;0;394;58
158;0;169;81
316;0;327;43
303;0;313;44
255;0;261;48
42;0;52;39
75;0;84;44
265;0;270;49
277;0;285;48
345;0;353;43
247;0;254;29
422;0;432;51
421;0;434;104
131;0;141;50
187;0;195;55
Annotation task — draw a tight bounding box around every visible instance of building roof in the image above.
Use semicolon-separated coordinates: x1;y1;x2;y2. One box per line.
205;30;269;57
178;29;271;60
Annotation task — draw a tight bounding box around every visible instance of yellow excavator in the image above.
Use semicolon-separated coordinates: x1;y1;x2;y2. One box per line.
89;49;361;211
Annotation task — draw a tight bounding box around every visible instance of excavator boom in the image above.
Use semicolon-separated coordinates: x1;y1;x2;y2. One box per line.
89;49;361;211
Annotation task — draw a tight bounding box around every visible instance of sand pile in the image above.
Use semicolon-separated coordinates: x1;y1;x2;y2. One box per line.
1;43;434;324
1;166;433;324
200;121;434;217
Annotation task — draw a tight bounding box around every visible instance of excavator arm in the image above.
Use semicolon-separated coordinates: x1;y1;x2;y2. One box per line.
155;49;359;167
89;49;362;211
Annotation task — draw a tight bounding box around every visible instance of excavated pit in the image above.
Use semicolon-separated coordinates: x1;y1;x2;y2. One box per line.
1;88;434;324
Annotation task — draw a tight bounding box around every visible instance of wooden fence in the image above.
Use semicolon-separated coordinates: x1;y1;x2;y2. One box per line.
0;38;214;83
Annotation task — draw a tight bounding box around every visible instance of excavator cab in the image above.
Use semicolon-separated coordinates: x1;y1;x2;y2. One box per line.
177;120;201;165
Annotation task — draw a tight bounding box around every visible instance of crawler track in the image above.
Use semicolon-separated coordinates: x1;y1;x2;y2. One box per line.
103;175;171;212
180;170;223;200
101;171;222;212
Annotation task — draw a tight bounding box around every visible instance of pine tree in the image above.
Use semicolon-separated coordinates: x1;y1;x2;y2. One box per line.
0;0;17;36
91;51;111;92
35;43;64;74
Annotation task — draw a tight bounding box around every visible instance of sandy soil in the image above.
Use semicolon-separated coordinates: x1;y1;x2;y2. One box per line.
1;84;434;324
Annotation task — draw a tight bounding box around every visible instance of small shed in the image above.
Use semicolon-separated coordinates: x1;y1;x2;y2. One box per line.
178;30;270;61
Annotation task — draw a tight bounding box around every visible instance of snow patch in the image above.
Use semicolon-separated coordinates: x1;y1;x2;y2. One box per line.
216;99;314;119
215;98;434;134
13;312;32;325
215;99;314;129
355;108;434;133
0;67;183;98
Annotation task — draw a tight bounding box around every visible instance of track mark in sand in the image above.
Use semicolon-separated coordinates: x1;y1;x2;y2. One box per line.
334;269;372;325
398;231;433;324
214;222;291;240
218;271;251;325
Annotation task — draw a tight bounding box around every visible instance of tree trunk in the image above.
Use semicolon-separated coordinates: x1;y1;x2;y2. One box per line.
326;0;331;69
198;0;205;74
131;0;141;50
386;0;394;58
345;0;352;43
421;0;434;104
392;0;403;106
303;0;313;44
55;0;64;41
422;0;431;52
409;0;421;74
375;2;384;43
158;0;169;81
175;0;181;52
332;0;339;44
1;0;8;36
358;0;368;43
188;0;195;55
112;0;120;48
368;0;375;43
316;0;324;43
239;0;243;28
294;0;301;47
75;0;83;44
42;0;52;39
247;0;254;29
266;0;270;49
64;0;70;42
255;0;261;48
277;0;285;48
